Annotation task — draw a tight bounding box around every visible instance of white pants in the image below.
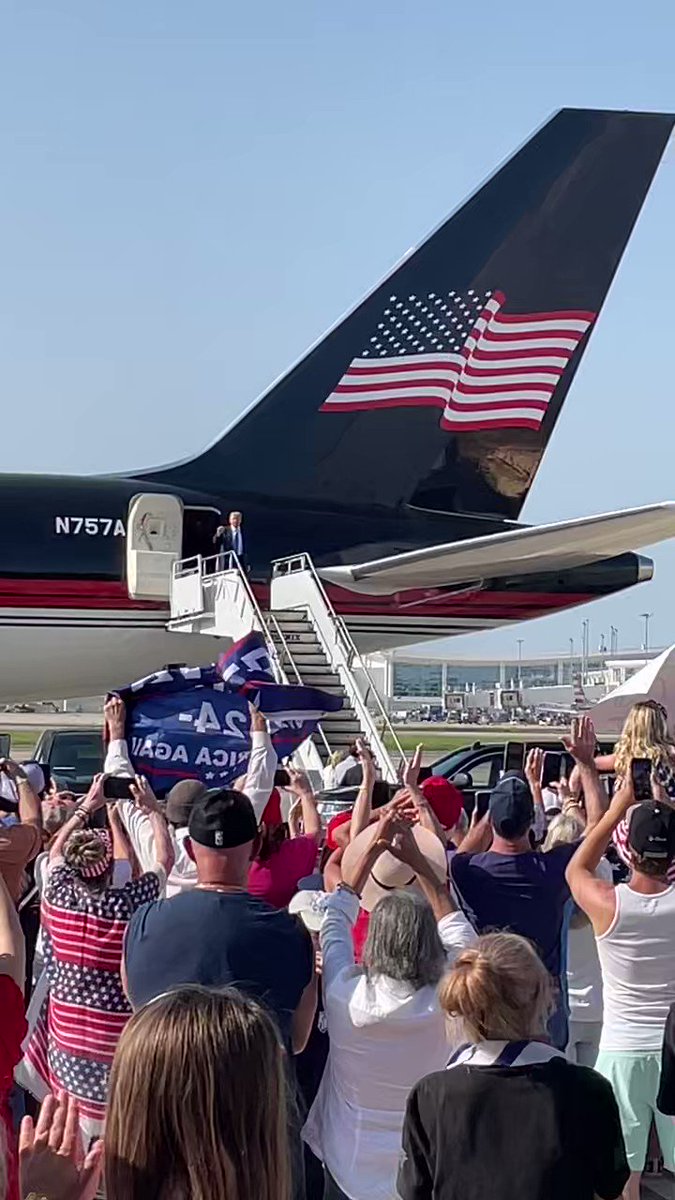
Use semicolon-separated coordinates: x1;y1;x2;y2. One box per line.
566;1019;602;1067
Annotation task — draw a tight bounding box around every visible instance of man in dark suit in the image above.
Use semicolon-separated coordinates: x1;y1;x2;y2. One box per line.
214;511;247;571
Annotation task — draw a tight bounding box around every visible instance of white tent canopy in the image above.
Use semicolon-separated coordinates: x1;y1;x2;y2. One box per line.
591;644;675;736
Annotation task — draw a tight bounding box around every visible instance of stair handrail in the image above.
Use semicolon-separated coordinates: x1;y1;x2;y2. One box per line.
272;553;406;766
171;552;327;778
199;551;291;688
266;611;333;761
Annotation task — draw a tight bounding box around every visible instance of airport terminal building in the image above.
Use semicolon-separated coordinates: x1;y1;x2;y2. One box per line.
364;647;663;715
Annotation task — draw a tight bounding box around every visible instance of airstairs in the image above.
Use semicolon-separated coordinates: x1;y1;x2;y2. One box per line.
168;551;404;783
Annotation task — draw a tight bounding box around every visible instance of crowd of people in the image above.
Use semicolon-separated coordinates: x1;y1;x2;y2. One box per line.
2;695;675;1199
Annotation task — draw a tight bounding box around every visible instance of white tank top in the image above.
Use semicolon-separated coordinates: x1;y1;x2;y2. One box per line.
597;882;675;1051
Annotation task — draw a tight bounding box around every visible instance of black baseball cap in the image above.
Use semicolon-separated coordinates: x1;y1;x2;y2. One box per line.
489;776;534;838
188;788;258;850
628;802;675;861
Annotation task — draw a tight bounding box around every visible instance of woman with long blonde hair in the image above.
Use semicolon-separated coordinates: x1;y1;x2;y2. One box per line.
18;986;292;1200
397;932;629;1200
611;700;675;785
596;701;675;883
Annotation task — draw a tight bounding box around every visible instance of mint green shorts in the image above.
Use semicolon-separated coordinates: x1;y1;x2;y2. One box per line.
595;1050;675;1171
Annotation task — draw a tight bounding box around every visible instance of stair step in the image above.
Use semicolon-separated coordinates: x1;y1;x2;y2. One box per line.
270;612;312;629
285;653;328;667
317;720;362;729
281;661;337;676
270;631;321;646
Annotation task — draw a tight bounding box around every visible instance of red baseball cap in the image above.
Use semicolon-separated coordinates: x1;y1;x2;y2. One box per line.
421;776;464;830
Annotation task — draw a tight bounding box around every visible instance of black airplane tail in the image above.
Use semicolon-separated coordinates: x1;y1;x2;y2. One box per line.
143;108;674;522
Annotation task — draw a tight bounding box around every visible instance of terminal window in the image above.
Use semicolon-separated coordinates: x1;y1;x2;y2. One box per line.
393;664;443;697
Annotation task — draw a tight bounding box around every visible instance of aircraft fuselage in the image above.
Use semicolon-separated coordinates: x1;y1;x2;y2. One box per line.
0;472;648;700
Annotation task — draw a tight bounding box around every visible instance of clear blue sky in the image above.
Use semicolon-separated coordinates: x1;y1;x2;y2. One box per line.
1;1;674;659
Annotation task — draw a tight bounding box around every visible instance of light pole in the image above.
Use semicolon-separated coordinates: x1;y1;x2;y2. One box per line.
581;619;590;681
517;639;524;689
610;625;618;654
640;612;653;653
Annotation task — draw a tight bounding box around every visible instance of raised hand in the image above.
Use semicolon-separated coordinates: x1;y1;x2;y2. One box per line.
81;773;106;814
356;738;376;778
104;695;126;739
248;702;267;734
524;747;543;790
373;805;413;851
129;775;161;814
403;744;424;790
19;1092;104;1200
386;787;419;823
562;715;597;766
287;767;313;796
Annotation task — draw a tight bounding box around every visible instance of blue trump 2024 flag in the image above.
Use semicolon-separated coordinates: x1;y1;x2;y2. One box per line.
115;631;343;795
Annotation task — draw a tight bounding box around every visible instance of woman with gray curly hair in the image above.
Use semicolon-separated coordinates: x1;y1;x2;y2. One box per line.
304;807;475;1200
18;773;173;1141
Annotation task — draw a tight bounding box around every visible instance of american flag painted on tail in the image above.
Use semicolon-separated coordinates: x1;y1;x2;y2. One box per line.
320;290;595;432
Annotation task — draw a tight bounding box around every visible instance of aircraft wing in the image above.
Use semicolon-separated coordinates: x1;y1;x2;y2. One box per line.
319;503;675;595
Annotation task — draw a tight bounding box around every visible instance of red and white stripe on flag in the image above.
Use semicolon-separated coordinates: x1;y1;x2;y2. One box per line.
320;291;595;433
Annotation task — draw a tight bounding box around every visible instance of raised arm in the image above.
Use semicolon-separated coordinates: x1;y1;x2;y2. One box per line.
563;716;608;833
456;809;493;856
349;740;376;841
321;809;404;986
525;747;546;842
0;759;42;833
241;706;278;821
129;777;175;878
566;781;635;935
287;768;322;842
400;772;448;846
103;695;134;775
49;774;106;862
389;823;456;922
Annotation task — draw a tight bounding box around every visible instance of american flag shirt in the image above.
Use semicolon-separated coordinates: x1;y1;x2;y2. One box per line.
23;863;161;1135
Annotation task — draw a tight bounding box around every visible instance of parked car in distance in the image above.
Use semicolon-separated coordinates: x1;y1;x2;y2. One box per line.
32;727;104;794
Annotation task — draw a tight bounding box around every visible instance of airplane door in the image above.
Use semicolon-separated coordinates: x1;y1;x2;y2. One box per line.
126;493;184;600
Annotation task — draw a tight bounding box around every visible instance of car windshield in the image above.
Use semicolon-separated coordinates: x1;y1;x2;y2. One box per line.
431;747;478;776
47;733;103;788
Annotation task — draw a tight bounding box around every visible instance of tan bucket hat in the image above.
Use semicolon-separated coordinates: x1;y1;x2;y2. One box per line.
341;822;448;913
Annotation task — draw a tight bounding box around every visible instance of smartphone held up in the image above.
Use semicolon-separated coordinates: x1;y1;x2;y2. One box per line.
630;758;653;802
103;775;135;802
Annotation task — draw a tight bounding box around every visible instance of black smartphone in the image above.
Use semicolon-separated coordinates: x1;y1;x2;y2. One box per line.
474;790;491;820
274;768;291;788
541;751;563;789
630;757;653;802
503;741;524;774
103;775;135;801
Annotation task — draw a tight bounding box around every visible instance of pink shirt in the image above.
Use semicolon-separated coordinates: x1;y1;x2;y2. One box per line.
248;836;319;908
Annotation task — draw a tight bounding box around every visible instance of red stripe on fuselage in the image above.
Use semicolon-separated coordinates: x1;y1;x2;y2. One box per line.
0;576;594;623
0;578;163;610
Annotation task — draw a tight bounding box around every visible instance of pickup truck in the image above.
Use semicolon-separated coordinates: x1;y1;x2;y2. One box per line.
31;727;104;794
